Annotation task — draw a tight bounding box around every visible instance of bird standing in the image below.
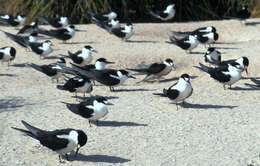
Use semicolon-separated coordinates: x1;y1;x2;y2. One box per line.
12;120;87;163
153;74;193;109
0;46;16;65
150;4;176;21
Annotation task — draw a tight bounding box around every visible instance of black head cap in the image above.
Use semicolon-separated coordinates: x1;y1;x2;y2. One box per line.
207;47;215;52
214;32;219;41
31;32;38;37
242;57;249;67
96;96;108;104
77;130;87;147
165;58;173;63
181;74;190;81
119;70;129;75
10;47;16;58
97;58;107;62
126;23;132;26
84;45;93;49
69;25;75;29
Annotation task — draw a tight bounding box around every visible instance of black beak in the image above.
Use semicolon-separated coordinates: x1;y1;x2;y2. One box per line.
92;50;98;53
75;28;83;32
128;75;136;79
106;61;115;64
75;146;80;156
172;65;176;71
245;68;248;75
106;102;114;105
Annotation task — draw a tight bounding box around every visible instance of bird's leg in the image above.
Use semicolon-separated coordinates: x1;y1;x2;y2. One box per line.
75;92;78;101
83;92;86;98
59;155;66;163
223;84;226;90
229;85;232;89
109;86;114;92
176;103;178;110
56;78;59;83
88;120;92;127
65;154;70;161
93;80;96;86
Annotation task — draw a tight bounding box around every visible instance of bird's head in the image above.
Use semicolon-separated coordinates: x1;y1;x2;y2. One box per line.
84;45;97;53
164;58;176;70
10;47;16;59
119;70;136;79
180;73;190;83
96;97;113;105
75;130;87;156
108;12;117;20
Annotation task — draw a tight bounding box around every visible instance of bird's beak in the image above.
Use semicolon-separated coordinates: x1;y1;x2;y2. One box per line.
245;68;248;75
106;102;114;105
75;28;82;32
75;145;80;157
92;50;98;53
106;61;114;64
172;65;176;71
128;75;136;79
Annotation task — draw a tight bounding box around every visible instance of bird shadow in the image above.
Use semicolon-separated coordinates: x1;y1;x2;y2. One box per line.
112;88;154;92
214;47;239;50
0;73;17;77
214;41;237;45
126;40;159;43
0;97;36;113
71;95;119;101
69;153;131;163
159;76;198;83
95;120;148;127
229;86;260;91
189;51;205;55
173;102;238;109
44;56;62;60
11;63;28;68
244;83;260;90
60;41;94;45
245;21;260;26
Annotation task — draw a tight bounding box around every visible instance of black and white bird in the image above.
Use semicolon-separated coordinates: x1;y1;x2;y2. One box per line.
127;58;175;82
77;58;114;71
0;14;26;27
171;26;217;38
57;76;93;98
96;19;120;33
0;30;38;49
88;11;117;23
12;120;87;163
38;16;69;28
150;4;176;21
111;23;134;41
194;62;243;89
29;40;53;59
63;66;135;91
68;45;97;67
219;56;249;75
17;20;38;36
168;35;199;53
196;32;219;47
237;5;251;20
153;74;193;109
0;46;16;65
64;96;113;126
38;25;76;43
29;58;66;83
204;47;221;66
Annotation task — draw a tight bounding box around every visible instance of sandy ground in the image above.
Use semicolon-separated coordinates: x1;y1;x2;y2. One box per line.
0;19;260;166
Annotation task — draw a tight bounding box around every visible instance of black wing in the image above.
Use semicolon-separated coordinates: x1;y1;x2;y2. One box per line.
29;42;43;54
77;103;94;118
63;77;85;91
69;51;83;64
111;27;126;38
165;88;179;100
208;66;231;83
92;69;120;86
147;63;166;74
39;129;73;151
176;37;191;49
0;52;4;59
